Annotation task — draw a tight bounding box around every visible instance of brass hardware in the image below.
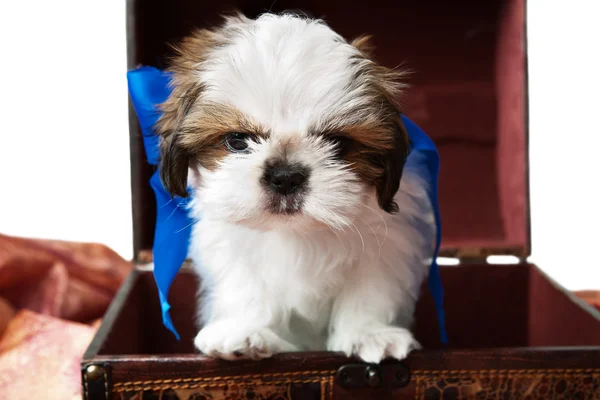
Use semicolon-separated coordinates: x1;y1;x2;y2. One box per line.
337;363;410;389
365;365;381;387
82;363;111;399
85;365;104;381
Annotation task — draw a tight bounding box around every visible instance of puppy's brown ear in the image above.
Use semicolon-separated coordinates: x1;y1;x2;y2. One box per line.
155;84;200;198
159;134;190;198
351;35;376;58
154;27;222;197
361;52;411;214
375;115;410;213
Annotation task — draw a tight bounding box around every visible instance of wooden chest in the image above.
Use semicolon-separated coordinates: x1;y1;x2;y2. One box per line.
82;0;600;398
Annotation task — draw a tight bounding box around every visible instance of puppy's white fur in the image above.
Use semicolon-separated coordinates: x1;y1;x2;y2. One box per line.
170;13;436;363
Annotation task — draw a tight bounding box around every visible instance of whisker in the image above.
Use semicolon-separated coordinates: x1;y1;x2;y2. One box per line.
357;214;382;248
159;198;174;209
174;218;199;233
349;221;365;255
330;227;349;256
164;200;182;222
359;202;389;248
356;215;383;263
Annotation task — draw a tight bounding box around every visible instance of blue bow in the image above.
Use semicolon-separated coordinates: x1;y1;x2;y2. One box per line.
127;66;448;345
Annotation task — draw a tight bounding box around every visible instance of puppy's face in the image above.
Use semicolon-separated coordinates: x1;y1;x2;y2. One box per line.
156;13;410;232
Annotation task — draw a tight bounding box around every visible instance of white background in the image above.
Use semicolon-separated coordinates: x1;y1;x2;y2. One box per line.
0;1;598;291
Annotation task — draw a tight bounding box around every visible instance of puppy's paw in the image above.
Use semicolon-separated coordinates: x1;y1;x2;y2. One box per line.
327;326;421;364
194;322;298;360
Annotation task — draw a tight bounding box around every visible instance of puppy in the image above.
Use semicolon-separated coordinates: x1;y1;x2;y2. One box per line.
155;12;436;364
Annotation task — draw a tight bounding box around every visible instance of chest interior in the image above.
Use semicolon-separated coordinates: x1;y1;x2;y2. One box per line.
96;265;600;356
118;0;600;357
129;0;529;261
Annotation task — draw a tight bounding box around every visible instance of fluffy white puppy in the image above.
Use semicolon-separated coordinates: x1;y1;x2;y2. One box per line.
155;11;436;364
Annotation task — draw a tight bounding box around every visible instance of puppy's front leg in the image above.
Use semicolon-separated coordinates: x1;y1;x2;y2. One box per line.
326;261;422;363
193;270;297;360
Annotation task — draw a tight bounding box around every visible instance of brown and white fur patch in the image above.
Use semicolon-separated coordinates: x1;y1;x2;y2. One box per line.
155;11;436;363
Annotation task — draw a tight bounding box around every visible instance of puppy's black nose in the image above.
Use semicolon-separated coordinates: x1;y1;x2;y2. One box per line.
264;165;308;195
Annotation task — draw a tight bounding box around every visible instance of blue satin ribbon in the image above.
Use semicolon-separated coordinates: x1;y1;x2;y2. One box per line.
128;66;191;340
127;66;448;345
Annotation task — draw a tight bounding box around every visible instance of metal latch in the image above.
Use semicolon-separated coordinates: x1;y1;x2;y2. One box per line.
337;363;410;389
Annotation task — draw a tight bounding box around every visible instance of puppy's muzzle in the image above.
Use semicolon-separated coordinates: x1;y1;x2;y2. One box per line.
263;163;308;195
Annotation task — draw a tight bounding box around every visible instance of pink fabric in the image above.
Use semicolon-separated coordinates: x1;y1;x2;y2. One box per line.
0;233;132;398
575;291;600;312
0;234;131;323
0;311;96;400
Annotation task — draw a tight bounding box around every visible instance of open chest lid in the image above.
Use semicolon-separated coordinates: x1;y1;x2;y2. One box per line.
126;0;529;263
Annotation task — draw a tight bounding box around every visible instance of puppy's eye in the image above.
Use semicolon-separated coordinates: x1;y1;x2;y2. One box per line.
225;132;252;153
327;135;353;157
